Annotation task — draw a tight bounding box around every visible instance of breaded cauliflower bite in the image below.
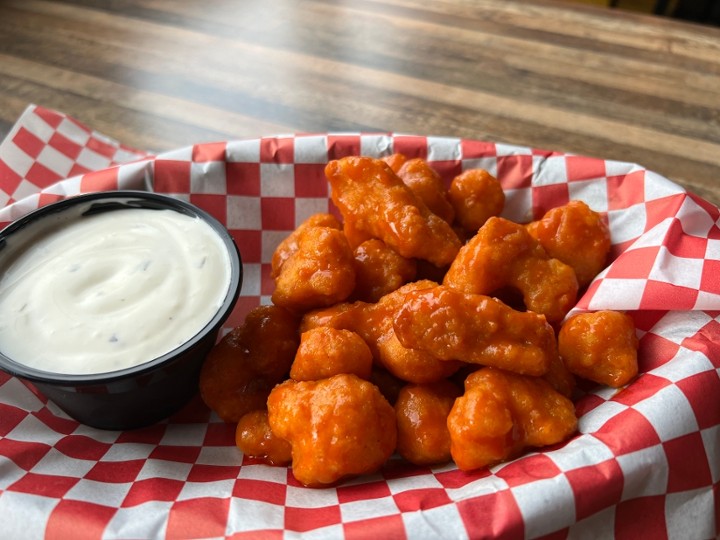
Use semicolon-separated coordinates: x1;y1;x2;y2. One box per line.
381;152;408;173
444;216;578;324
526;200;610;288
558;310;639;388
271;213;342;279
271;225;356;312
393;285;557;376
199;305;299;422
290;327;373;381
448;169;505;234
300;280;461;384
267;374;397;487
395;157;455;224
352;238;417;303
236;410;292;466
447;368;577;471
325;156;461;267
395;380;462;466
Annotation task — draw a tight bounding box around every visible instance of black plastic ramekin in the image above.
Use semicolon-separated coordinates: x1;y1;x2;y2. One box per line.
0;191;242;430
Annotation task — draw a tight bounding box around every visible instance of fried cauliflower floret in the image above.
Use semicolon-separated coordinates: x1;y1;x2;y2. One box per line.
395;380;461;466
447;368;577;471
526;200;611;287
352;239;417;303
558;310;639;388
393;285;556;376
325;156;461;267
299;296;366;333
376;331;462;384
271;225;356;312
236;410;292;466
365;282;463;383
290;327;373;381
443;216;578;324
448;169;505;233
267;374;397;487
396;158;455;224
271;213;342;279
381;152;408;173
199;305;299;422
301;281;460;384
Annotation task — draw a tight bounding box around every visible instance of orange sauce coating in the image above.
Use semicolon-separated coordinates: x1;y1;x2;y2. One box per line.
543;352;576;398
393;285;556;376
448;368;577;470
558;310;639;387
526;200;611;288
199;305;299;422
381;152;408;173
301;281;462;384
448;169;505;233
352;239;417;303
396;158;455;224
236;410;292;466
325;156;461;267
444;216;578;324
267;374;397;487
271;213;342;279
290;327;373;381
395;380;462;466
272;225;356;312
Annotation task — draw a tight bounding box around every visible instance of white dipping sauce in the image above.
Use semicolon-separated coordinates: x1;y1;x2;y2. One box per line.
0;205;231;375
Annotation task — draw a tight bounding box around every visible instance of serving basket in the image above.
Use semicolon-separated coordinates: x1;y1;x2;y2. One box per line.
0;105;717;539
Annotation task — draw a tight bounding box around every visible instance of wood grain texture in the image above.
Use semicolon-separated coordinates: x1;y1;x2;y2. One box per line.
0;0;718;204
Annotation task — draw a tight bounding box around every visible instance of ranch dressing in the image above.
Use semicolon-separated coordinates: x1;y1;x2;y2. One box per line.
0;206;231;375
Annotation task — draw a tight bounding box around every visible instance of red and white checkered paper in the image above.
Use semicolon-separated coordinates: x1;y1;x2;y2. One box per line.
0;104;717;539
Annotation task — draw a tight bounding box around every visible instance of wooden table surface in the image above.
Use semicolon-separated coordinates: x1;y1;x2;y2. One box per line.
1;0;719;205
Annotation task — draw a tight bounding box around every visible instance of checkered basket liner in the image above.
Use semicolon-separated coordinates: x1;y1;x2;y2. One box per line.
0;105;717;539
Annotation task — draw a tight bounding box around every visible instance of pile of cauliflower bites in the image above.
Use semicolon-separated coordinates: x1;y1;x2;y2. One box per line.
200;154;639;488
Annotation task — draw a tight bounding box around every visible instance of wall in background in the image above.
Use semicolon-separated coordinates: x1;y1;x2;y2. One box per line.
566;0;720;25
